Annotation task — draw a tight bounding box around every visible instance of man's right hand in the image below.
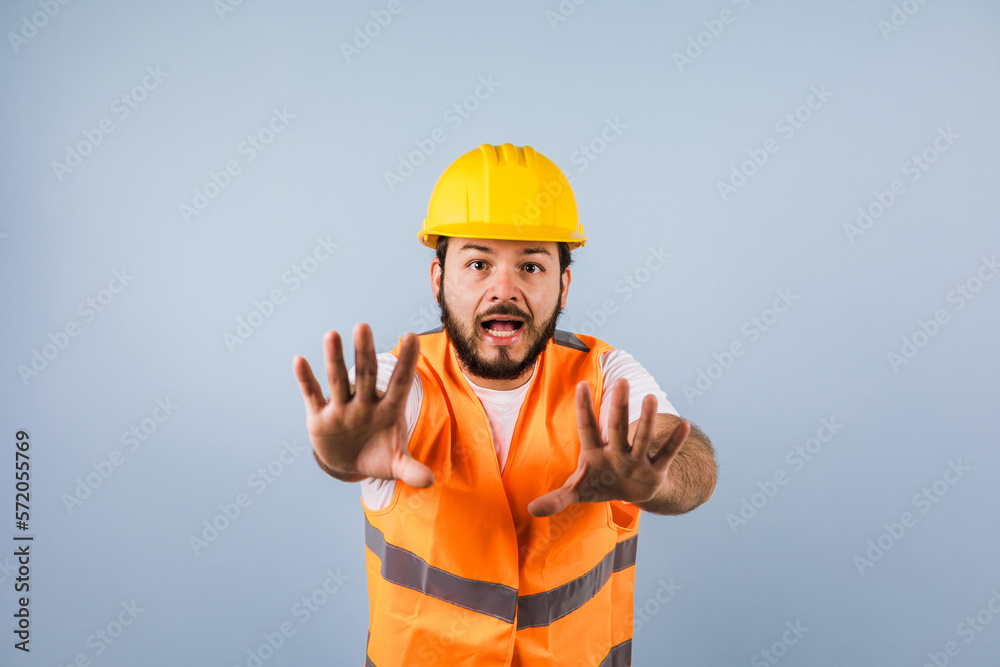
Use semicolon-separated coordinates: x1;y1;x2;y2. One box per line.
292;323;434;488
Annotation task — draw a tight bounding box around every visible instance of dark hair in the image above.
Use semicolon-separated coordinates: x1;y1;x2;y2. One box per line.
435;236;573;275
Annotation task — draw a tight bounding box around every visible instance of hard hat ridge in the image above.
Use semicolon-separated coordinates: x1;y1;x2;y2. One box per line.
418;143;587;250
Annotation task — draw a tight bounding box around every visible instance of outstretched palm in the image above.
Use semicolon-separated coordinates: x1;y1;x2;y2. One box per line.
292;323;434;488
527;378;690;517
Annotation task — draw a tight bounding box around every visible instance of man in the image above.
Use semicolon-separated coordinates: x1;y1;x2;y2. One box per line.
293;143;717;666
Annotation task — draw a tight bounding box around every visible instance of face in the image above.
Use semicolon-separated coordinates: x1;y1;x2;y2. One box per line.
431;238;570;383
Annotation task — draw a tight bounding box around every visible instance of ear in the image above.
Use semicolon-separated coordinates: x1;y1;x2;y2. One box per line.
431;258;442;304
560;267;571;309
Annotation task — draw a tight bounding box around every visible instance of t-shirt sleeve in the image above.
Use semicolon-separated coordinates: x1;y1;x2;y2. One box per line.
347;352;422;510
598;349;679;442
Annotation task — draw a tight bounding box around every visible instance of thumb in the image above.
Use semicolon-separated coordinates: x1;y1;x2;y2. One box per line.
395;454;435;489
527;487;578;518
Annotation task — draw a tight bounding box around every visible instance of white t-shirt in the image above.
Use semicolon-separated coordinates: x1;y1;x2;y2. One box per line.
348;347;678;511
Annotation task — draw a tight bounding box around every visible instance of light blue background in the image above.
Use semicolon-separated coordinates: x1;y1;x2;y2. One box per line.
2;1;999;665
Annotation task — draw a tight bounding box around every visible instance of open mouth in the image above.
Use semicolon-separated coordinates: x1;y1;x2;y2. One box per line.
480;318;525;338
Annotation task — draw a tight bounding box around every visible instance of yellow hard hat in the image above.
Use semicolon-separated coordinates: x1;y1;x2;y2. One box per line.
418;143;587;249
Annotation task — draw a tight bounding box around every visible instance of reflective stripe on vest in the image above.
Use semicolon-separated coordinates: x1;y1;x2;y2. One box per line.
368;515;637;630
365;518;518;623
516;535;638;629
600;639;632;667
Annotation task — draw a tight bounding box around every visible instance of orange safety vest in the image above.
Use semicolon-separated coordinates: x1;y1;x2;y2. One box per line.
363;329;639;666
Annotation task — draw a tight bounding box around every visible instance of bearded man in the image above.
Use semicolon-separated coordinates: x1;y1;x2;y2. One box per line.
293;143;717;666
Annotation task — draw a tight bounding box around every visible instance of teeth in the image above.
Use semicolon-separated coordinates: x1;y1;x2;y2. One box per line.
486;328;517;337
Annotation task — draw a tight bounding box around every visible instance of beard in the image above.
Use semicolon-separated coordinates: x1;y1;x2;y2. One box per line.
438;281;563;382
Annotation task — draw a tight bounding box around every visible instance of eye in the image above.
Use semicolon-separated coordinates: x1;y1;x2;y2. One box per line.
523;263;543;274
469;260;489;271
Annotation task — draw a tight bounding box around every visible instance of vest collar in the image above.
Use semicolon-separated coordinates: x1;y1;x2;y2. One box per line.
443;332;548;396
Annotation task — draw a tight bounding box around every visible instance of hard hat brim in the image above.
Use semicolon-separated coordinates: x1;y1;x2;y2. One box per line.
419;221;587;250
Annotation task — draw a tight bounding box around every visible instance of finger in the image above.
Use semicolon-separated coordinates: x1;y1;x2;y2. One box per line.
629;394;659;460
382;332;419;412
527;485;580;518
353;322;378;402
292;355;325;414
324;330;350;405
650;420;691;471
395;453;435;489
607;378;630;454
575;381;602;450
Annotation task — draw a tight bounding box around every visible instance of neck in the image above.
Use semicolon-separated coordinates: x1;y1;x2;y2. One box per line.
459;359;536;391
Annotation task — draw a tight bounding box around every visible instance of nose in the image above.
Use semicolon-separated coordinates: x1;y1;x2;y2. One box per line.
487;265;520;303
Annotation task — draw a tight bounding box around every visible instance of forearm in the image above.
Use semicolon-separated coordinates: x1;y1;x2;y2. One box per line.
636;421;717;515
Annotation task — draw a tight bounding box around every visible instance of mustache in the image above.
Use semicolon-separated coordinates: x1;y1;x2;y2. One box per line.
477;304;531;324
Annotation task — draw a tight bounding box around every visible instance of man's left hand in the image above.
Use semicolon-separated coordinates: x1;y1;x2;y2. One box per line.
527;378;691;517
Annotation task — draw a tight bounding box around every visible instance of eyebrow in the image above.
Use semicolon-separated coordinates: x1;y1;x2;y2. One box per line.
457;243;552;257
